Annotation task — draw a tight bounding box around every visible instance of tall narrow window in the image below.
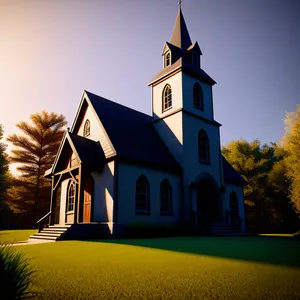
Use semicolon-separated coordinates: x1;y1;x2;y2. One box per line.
198;130;210;163
165;52;171;67
229;191;239;225
84;119;90;137
160;179;172;215
193;83;204;110
67;181;76;212
162;84;172;111
136;175;150;214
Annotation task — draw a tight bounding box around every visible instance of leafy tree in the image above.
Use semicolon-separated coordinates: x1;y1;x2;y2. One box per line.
280;105;300;213
222;139;299;233
7;111;67;226
0;124;9;202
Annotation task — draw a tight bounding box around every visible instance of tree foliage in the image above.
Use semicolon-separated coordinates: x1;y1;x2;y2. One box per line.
0;125;9;202
280;104;300;213
222;139;299;233
6;111;67;225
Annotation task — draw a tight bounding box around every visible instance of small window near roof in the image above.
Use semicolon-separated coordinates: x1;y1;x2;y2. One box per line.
162;84;172;111
165;52;171;67
192;51;199;67
193;83;204;110
84;119;90;137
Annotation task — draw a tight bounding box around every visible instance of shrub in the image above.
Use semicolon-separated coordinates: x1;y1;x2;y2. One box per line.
0;243;36;299
294;231;300;240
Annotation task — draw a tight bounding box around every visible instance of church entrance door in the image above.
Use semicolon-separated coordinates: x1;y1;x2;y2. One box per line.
83;176;93;223
197;178;219;223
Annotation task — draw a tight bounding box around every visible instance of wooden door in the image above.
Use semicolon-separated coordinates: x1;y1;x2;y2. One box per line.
83;177;93;223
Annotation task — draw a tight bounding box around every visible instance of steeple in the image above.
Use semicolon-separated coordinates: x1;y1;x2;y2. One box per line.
170;7;192;50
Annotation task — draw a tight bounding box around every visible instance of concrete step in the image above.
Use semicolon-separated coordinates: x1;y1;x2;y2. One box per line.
49;225;72;228
43;227;69;232
29;235;58;241
41;229;68;234
35;232;63;237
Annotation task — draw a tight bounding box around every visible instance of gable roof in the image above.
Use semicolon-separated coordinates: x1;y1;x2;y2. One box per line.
222;156;248;186
85;91;181;172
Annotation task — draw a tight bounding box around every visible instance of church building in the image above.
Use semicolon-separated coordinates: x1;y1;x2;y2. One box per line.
32;8;247;241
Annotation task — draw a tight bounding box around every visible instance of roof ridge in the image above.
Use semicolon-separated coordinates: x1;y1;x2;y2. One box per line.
85;90;153;120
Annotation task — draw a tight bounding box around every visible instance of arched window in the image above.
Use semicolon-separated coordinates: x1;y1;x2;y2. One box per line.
229;191;239;225
84;119;90;137
136;175;150;213
162;85;172;111
160;179;172;215
193;83;204;110
198;130;210;163
165;52;171;67
67;181;76;212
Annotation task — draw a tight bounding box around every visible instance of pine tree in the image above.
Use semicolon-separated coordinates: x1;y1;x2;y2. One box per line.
0;124;9;202
7;111;67;225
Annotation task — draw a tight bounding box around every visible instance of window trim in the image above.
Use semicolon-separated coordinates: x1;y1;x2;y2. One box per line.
135;175;150;215
66;181;76;213
160;179;173;216
83;119;90;137
165;52;171;67
162;84;172;112
193;83;204;111
198;130;210;164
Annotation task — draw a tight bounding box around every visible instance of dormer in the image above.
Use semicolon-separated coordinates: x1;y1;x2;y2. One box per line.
187;42;202;68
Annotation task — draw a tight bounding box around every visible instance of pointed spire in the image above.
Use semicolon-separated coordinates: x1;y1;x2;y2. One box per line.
170;7;192;50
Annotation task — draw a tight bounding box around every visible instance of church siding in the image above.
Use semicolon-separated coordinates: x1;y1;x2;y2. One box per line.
91;161;115;223
117;161;181;225
182;73;214;121
76;103;115;158
152;72;183;120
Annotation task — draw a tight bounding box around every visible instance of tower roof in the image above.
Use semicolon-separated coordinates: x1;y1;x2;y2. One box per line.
170;7;192;50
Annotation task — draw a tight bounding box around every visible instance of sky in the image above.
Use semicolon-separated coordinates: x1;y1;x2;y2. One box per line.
0;0;299;174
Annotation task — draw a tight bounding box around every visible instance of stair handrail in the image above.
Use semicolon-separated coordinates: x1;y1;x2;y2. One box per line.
37;211;51;232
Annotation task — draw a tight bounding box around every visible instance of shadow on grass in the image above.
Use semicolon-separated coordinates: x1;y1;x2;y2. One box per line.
86;235;300;268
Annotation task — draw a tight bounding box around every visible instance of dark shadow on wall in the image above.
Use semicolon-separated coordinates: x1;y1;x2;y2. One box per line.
85;235;300;269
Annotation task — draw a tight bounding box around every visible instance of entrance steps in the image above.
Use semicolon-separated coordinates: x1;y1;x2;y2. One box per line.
210;223;247;236
28;225;71;242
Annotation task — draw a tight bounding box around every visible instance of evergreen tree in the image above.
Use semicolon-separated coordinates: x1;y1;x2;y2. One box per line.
0;125;9;202
7;111;67;225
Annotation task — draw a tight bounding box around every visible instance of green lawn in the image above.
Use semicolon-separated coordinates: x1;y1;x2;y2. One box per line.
7;234;300;299
0;229;37;243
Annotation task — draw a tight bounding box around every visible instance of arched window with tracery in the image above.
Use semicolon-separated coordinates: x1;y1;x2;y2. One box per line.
84;119;90;137
136;175;150;213
160;179;172;215
162;84;172;111
193;83;204;110
198;130;210;163
66;181;76;212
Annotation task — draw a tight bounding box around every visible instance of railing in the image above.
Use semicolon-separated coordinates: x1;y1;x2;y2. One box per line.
226;209;243;227
192;210;211;234
37;211;52;232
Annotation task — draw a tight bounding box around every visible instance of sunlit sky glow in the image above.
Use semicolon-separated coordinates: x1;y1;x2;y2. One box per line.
0;0;299;174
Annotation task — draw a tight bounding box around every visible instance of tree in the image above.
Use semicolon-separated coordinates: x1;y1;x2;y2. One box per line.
280;105;300;213
7;111;67;226
222;139;299;233
0;124;9;202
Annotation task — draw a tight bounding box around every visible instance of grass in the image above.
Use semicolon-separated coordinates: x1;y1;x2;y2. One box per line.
0;229;37;244
10;234;300;299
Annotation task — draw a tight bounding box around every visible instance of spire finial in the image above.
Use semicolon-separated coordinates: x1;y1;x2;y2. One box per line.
178;0;182;8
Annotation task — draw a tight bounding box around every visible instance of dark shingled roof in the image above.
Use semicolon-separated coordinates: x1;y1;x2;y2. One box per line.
68;132;105;169
170;8;192;50
222;156;247;186
86;91;181;172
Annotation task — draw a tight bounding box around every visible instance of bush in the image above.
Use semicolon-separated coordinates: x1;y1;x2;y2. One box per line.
294;231;300;240
0;243;36;299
